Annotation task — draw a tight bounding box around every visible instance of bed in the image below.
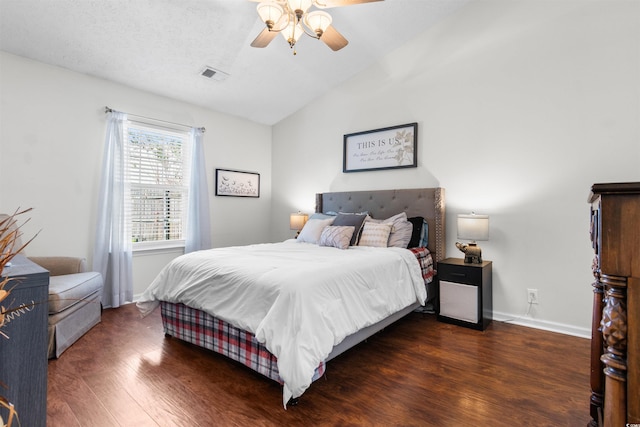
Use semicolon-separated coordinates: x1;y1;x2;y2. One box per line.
137;187;445;407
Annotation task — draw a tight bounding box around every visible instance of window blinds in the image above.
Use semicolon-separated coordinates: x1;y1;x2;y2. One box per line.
125;121;192;244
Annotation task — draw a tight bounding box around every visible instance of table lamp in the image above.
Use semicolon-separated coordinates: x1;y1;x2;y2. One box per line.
289;212;308;238
456;213;489;263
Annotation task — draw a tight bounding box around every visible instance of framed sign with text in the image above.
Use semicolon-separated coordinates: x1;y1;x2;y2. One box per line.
343;123;418;173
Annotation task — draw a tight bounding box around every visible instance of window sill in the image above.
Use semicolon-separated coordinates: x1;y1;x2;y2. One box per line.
133;240;185;256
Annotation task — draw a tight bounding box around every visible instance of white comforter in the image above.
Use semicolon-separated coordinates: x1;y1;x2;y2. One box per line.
136;240;426;407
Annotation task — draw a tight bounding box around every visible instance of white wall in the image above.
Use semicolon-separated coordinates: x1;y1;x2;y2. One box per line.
0;52;273;298
1;0;637;332
270;0;640;336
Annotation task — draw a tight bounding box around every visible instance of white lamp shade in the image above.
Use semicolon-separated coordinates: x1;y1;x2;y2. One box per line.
290;212;308;230
287;0;313;13
457;214;489;241
304;10;332;34
257;2;284;26
281;21;303;43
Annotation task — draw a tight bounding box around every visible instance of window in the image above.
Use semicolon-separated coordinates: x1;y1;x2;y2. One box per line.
125;119;192;249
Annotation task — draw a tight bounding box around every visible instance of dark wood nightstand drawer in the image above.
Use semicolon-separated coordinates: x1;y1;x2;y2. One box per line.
437;261;483;285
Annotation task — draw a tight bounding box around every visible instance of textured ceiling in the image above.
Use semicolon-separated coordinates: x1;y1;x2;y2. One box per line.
0;0;468;125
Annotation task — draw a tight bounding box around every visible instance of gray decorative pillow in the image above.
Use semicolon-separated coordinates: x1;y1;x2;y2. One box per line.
309;212;336;220
331;213;367;246
325;210;368;216
319;226;355;250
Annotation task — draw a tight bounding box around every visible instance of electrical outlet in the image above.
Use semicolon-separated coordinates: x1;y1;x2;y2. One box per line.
527;288;539;304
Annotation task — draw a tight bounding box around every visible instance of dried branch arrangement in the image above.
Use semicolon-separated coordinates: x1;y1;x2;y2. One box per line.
0;396;16;427
0;207;37;427
0;207;38;336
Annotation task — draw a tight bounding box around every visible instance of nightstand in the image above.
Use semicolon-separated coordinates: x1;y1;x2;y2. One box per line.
437;257;492;330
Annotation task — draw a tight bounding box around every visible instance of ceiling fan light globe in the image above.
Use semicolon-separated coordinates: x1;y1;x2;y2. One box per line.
280;21;304;46
257;3;284;29
304;10;332;37
287;0;313;15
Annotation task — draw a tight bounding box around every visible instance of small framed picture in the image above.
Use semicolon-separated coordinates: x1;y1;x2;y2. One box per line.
215;168;260;198
343;123;418;173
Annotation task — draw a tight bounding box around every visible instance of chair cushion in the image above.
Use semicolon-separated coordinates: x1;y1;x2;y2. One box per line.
48;272;103;314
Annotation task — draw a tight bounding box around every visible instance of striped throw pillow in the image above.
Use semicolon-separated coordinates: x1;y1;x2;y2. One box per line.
319;226;355;250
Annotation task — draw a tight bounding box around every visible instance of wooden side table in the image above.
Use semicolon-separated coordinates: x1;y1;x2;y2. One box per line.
437;257;492;331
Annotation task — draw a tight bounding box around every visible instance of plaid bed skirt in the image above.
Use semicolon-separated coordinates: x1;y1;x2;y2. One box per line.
159;249;432;385
160;301;326;384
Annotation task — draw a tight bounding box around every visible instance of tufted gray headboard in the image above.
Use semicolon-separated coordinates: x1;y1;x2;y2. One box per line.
315;188;446;262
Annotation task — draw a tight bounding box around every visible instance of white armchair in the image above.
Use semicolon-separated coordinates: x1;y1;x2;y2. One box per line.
28;256;103;358
0;214;103;358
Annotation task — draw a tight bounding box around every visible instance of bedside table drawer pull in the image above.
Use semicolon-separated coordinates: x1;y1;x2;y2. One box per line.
451;272;466;277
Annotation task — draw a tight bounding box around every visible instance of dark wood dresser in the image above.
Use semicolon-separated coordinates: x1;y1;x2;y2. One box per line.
588;182;640;427
0;255;49;427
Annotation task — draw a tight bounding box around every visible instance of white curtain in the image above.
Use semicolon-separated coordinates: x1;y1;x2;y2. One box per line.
93;111;133;308
185;127;212;253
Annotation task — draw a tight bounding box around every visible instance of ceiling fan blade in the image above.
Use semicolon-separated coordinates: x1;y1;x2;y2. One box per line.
251;28;279;48
315;0;383;8
321;25;348;51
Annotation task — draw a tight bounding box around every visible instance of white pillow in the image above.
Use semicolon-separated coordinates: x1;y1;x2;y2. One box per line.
368;212;413;248
297;217;334;244
388;218;413;248
319;226;355;250
358;222;393;247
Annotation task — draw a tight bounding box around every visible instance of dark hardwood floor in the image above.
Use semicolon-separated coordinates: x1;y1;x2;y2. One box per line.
47;304;591;426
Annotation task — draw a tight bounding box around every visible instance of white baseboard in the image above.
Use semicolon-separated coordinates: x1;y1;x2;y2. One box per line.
120;300;592;339
492;311;591;339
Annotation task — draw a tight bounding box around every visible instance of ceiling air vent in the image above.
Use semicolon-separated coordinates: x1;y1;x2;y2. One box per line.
200;66;229;82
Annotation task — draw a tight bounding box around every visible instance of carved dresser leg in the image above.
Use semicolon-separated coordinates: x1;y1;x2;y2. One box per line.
589;267;604;427
600;274;627;427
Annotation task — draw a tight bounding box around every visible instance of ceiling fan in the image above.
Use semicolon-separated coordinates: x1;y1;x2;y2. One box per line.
249;0;383;55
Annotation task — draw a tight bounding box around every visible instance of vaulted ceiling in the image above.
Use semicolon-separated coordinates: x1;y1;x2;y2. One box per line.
0;0;468;125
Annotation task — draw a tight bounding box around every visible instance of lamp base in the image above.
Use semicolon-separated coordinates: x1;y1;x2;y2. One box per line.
455;242;483;264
